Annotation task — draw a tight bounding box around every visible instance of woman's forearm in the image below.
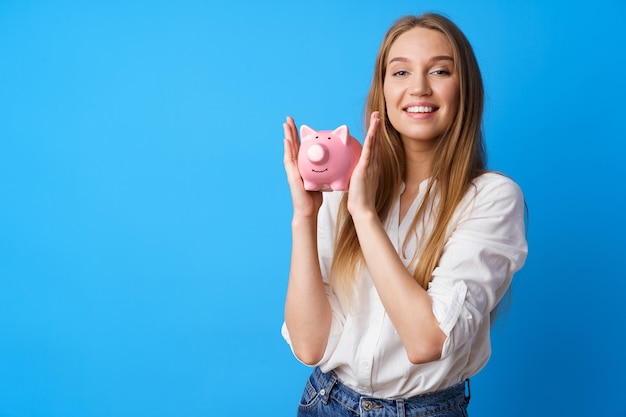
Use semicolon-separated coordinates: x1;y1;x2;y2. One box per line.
284;214;332;365
352;211;445;364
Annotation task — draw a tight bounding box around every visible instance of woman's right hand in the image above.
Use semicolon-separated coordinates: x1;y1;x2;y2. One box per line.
283;116;323;218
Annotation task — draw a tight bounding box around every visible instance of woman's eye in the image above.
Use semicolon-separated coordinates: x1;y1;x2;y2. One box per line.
431;69;450;76
392;70;409;77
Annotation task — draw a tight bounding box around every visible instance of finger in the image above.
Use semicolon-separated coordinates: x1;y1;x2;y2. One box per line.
283;118;293;141
283;118;299;161
361;114;380;160
286;116;300;147
358;131;373;169
283;138;305;190
283;137;295;165
287;116;302;158
283;119;292;141
362;112;381;166
365;111;380;143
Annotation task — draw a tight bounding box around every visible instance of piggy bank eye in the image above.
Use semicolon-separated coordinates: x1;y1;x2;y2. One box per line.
327;137;331;140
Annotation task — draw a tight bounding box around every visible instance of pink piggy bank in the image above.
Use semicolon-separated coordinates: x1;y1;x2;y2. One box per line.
298;124;362;192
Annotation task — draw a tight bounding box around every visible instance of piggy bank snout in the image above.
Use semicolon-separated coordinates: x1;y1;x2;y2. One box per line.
306;144;329;164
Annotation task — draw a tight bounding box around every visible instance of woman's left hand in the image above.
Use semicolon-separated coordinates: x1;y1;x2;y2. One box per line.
347;111;381;218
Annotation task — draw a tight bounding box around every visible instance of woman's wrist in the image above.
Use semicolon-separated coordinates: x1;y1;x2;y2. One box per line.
291;213;318;229
350;208;379;226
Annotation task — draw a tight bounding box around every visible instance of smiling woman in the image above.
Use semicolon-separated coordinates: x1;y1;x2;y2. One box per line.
384;27;460;148
1;1;625;416
280;13;527;417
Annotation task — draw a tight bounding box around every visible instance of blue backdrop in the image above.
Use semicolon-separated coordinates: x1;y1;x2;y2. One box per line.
1;1;625;416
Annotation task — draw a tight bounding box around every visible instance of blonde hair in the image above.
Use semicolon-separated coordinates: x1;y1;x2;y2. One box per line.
331;13;486;297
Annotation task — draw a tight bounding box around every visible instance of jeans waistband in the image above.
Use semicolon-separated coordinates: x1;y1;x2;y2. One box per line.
310;366;470;415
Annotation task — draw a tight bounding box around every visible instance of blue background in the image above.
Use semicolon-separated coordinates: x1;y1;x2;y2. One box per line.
1;1;625;416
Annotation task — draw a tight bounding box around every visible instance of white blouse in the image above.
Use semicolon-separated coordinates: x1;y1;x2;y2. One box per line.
282;172;528;398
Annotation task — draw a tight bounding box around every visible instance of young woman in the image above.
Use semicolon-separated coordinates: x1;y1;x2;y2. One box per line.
281;13;527;417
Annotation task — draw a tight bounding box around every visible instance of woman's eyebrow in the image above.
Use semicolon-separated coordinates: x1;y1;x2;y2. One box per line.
388;56;410;64
387;55;454;65
387;57;412;66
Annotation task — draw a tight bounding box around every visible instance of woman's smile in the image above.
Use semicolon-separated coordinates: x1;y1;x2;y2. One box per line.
403;102;439;119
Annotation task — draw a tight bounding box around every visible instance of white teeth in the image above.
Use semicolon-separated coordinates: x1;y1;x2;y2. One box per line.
406;106;434;113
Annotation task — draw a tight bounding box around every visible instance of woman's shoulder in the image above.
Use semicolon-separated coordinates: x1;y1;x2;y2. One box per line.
452;172;525;219
471;171;524;200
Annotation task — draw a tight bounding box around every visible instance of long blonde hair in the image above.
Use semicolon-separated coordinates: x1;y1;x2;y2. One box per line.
331;13;486;297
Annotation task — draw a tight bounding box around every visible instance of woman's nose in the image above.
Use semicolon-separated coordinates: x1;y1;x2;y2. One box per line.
409;76;431;96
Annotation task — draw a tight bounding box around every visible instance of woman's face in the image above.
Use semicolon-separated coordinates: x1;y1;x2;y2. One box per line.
383;27;460;147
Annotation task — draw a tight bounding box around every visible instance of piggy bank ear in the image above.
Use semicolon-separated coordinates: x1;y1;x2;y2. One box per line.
300;125;316;141
332;125;349;144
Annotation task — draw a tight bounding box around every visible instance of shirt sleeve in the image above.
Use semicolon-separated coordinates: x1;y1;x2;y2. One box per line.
281;192;347;367
428;174;528;359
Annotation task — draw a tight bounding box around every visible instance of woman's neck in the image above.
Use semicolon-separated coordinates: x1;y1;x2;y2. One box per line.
403;143;435;189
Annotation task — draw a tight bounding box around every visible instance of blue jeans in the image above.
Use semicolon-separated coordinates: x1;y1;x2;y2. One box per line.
296;367;470;417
